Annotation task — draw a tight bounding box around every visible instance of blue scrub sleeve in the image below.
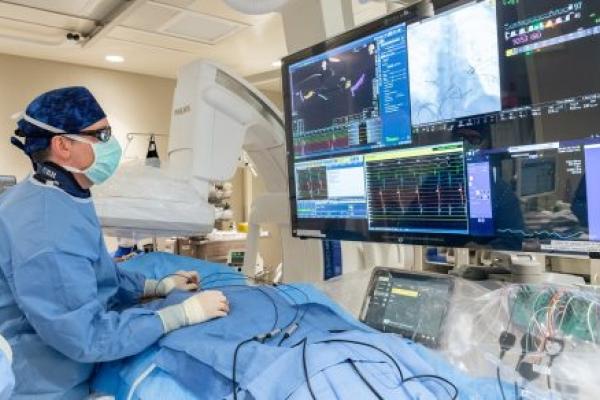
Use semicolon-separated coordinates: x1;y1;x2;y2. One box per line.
114;264;147;307
12;250;165;363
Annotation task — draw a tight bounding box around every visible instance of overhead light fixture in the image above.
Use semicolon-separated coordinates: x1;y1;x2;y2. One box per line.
105;55;124;63
223;0;291;15
272;60;282;67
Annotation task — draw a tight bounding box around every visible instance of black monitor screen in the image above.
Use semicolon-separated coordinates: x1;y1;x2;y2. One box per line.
288;20;411;160
282;0;600;254
498;0;600;109
360;268;454;348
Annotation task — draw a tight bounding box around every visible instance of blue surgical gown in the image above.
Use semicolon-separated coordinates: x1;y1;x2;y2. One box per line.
0;177;165;399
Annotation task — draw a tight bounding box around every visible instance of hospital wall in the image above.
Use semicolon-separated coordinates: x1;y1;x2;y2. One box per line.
0;53;176;178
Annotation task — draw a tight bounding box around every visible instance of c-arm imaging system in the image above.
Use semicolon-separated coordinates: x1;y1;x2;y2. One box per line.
94;60;323;280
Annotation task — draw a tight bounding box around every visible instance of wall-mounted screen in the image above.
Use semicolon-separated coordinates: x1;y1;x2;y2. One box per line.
282;0;600;254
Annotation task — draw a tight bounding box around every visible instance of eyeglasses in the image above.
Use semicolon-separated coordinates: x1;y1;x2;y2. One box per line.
76;126;112;142
14;126;113;143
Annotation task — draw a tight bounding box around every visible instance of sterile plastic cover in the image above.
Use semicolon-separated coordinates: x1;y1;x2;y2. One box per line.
318;269;600;399
443;280;600;400
93;161;215;239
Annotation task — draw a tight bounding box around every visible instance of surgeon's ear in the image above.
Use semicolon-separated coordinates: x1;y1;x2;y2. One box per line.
49;136;73;162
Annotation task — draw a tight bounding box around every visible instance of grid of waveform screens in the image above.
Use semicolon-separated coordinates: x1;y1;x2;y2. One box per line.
365;143;468;234
282;0;600;253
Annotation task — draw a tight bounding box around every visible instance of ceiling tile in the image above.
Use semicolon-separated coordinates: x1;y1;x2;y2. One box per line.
160;13;245;43
122;3;179;31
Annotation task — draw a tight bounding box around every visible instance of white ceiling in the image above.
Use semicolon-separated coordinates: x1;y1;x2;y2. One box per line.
0;0;392;89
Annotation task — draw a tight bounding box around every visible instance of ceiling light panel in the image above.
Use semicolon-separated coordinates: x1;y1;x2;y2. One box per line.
160;12;245;43
151;0;195;8
122;2;179;31
119;1;249;45
105;54;124;62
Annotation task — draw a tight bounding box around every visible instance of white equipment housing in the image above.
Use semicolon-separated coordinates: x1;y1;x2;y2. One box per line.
168;61;287;196
94;60;324;280
93;161;214;239
95;60;286;237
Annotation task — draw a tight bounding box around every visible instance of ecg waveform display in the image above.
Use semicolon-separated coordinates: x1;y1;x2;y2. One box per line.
365;143;469;234
292;115;382;157
296;166;328;200
292;124;350;156
497;228;585;240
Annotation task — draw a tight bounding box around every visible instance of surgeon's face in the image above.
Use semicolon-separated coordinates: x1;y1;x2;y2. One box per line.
50;117;109;188
69;118;107;169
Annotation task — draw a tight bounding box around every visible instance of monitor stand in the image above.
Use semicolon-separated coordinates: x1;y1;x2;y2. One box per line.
508;253;584;285
450;252;585;285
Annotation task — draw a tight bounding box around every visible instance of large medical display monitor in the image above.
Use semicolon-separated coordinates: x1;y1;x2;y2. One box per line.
282;0;600;254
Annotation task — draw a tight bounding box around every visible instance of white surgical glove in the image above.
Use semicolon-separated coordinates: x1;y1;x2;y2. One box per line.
144;270;200;297
0;335;11;365
0;334;14;400
157;290;230;333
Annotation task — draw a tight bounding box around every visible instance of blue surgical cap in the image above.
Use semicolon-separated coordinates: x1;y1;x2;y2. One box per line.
12;86;106;156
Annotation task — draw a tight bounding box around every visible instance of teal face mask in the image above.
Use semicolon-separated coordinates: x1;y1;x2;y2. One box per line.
63;135;122;185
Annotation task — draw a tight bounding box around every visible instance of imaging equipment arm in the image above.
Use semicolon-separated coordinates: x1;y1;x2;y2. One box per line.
168;60;288;197
94;60;322;278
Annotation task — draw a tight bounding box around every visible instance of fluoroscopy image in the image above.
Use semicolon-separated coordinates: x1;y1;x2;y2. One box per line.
290;42;378;133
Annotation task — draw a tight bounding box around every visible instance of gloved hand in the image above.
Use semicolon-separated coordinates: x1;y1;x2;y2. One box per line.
144;270;200;297
0;334;13;400
0;335;11;365
157;290;230;333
